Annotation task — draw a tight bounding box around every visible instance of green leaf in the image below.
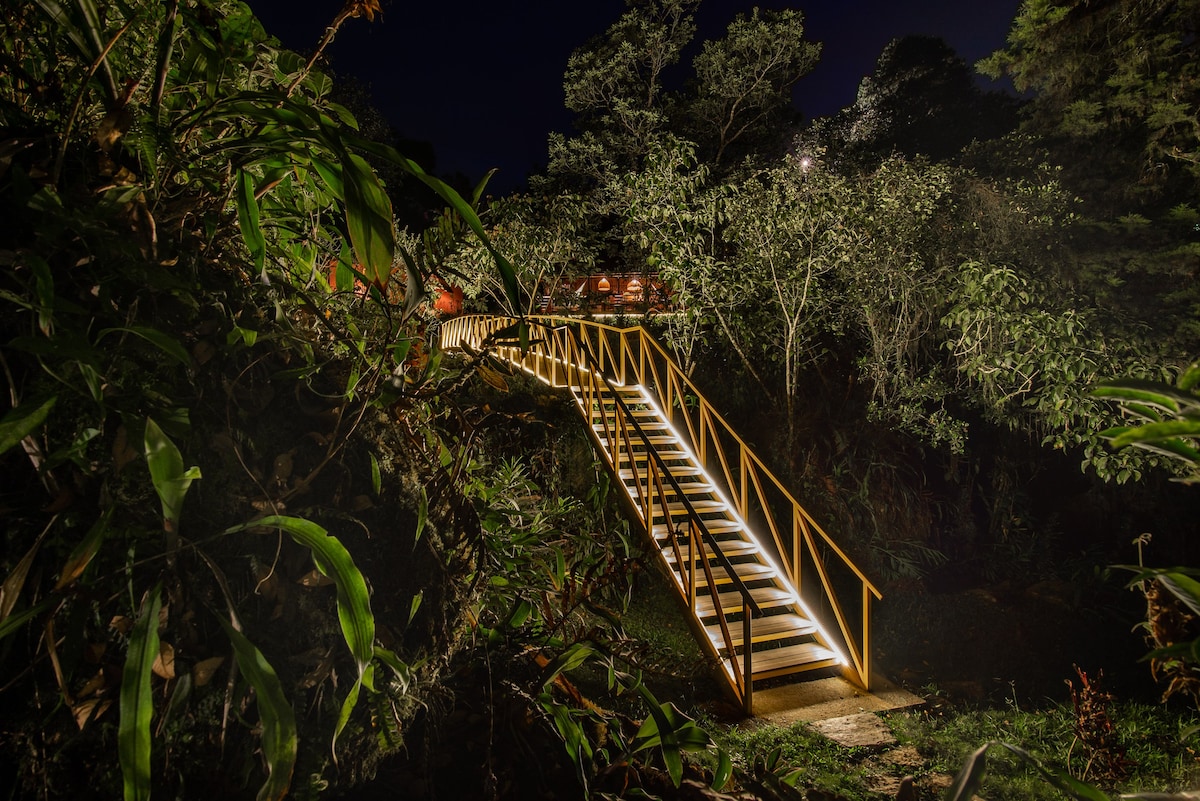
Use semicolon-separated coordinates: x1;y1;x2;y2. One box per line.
218;619;297;801
1;526;49;622
1156;572;1200;618
55;507;113;591
400;254;426;320
0;395;56;457
332;663;373;763
144;417;201;529
226;516;374;683
390;339;413;364
1092;381;1199;415
1107;420;1200;448
309;157;345;201
1178;365;1200;393
227;326;259;347
506;599;532;629
373;646;416;692
414;485;428;544
713;747;733;791
1103;433;1200;465
339;137;521;312
342;153;394;289
32;0;118;103
119;584;162;801
0;599;52;642
408;591;422;626
369;453;381;496
161;673;193;733
540;693;593;787
945;742;990;801
995;742;1109;801
539;641;597;689
625;677;711;788
99;326;192;368
27;252;54;335
236;168;266;276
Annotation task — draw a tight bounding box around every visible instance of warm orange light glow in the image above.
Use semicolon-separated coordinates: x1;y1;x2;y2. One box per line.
597;276;611;292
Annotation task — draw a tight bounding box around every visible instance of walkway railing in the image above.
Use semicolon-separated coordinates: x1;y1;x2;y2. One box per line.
440;314;881;691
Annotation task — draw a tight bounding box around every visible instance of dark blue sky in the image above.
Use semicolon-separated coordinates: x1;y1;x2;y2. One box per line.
247;1;1021;194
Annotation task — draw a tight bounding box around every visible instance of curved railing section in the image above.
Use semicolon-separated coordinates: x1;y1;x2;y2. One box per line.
440;314;882;692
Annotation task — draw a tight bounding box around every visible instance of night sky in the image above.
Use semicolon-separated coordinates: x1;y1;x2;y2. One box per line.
246;0;1022;194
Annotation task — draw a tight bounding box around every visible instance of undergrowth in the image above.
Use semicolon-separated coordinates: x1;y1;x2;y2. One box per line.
888;698;1200;800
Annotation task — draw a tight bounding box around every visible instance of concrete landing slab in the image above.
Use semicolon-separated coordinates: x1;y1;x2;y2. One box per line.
752;675;924;726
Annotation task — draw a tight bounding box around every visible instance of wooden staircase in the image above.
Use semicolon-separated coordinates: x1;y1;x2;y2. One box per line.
587;384;843;691
440;315;880;714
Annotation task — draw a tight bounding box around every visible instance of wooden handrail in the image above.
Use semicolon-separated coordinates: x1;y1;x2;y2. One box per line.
440;314;879;691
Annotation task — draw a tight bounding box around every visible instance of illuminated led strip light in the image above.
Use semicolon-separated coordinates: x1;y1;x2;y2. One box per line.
482;333;849;671
635;386;849;669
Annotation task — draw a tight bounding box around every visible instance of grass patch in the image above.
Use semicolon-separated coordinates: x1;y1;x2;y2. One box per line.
622;559;718;681
888;698;1200;800
711;720;877;800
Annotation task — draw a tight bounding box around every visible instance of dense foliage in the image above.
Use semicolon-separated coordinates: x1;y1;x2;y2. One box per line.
3;0;1199;799
479;0;1199;588
0;1;624;799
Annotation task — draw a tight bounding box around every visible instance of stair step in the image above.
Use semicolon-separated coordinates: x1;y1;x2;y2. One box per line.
595;417;672;429
661;538;759;562
705;613;817;650
692;586;794;618
652;519;744;538
594;407;660;418
602;434;678;447
620;449;690;462
651;500;727;517
670;560;775;585
572;383;640;393
731;642;841;679
595;408;658;419
581;394;644;404
624;477;713;495
620;465;703;479
596;429;674;444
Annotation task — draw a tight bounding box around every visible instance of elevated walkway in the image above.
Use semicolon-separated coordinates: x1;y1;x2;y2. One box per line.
441;315;882;715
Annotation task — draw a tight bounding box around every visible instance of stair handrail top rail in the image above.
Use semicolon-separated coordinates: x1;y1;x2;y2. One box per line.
461;314;766;620
489;314;881;603
549;320;765;620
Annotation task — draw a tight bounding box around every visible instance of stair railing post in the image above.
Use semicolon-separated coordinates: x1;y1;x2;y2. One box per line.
688;521;699;611
792;510;803;597
619;329;628;386
862;585;872;689
739;446;749;529
742;602;753;716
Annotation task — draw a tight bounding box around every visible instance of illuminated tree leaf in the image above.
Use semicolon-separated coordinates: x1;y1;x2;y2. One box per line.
0;395;56;457
218;619;296;801
119;584;162;801
342;153;394;289
226;515;374;683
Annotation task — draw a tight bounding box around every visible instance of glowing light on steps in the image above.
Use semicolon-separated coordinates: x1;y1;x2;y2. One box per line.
634;386;849;670
474;339;849;671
